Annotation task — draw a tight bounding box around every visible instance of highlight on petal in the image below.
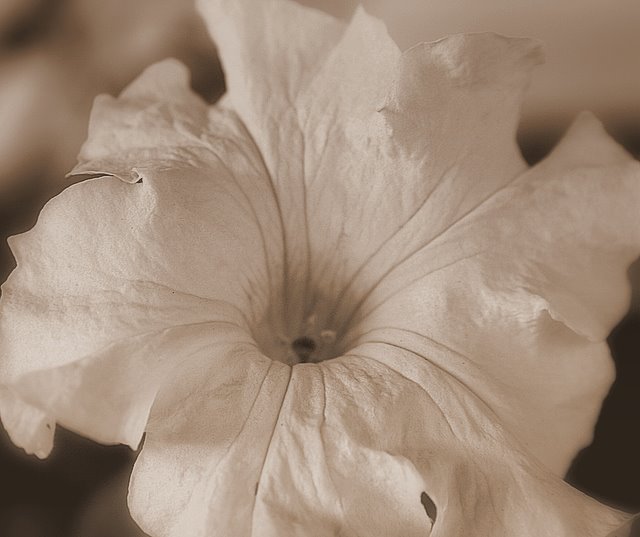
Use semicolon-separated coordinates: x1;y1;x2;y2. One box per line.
0;0;639;536
352;111;640;475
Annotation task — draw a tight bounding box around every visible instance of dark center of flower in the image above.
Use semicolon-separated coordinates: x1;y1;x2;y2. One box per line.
252;306;343;365
252;286;359;365
291;336;317;362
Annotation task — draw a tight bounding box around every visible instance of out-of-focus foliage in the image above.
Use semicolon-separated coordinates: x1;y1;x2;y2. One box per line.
0;0;220;195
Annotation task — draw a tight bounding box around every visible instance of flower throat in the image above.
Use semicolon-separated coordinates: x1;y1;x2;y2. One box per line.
251;285;355;366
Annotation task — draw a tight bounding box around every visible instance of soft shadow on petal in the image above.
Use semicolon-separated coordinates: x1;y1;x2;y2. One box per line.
327;346;630;537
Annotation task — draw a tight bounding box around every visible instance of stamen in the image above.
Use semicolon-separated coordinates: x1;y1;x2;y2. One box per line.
320;330;337;344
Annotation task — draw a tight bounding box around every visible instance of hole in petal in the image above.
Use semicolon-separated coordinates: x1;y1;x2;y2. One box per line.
420;491;437;525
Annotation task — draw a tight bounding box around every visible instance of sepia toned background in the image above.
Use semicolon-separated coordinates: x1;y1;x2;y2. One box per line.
0;0;638;535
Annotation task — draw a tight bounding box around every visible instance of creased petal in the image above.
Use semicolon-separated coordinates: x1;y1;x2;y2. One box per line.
352;113;640;474
0;60;283;448
129;350;290;537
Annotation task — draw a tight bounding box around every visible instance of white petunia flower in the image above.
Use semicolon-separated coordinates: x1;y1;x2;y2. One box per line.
1;0;639;535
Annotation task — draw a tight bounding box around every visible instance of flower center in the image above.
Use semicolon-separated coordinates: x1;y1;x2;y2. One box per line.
277;313;339;365
291;336;316;362
251;294;345;366
249;273;365;365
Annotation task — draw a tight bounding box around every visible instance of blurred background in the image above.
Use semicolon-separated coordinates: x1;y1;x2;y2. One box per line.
0;0;638;535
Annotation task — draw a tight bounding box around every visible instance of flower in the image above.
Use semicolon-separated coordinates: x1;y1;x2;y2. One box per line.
1;0;639;535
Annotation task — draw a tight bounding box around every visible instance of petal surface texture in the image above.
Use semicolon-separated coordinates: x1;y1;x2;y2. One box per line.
0;0;639;536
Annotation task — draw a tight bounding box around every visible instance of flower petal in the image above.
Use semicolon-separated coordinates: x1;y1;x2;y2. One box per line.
0;386;54;458
129;350;290;537
607;514;640;537
198;0;369;319
307;30;542;316
200;0;544;330
128;349;630;536
199;0;611;479
0;60;283;448
349;113;640;474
